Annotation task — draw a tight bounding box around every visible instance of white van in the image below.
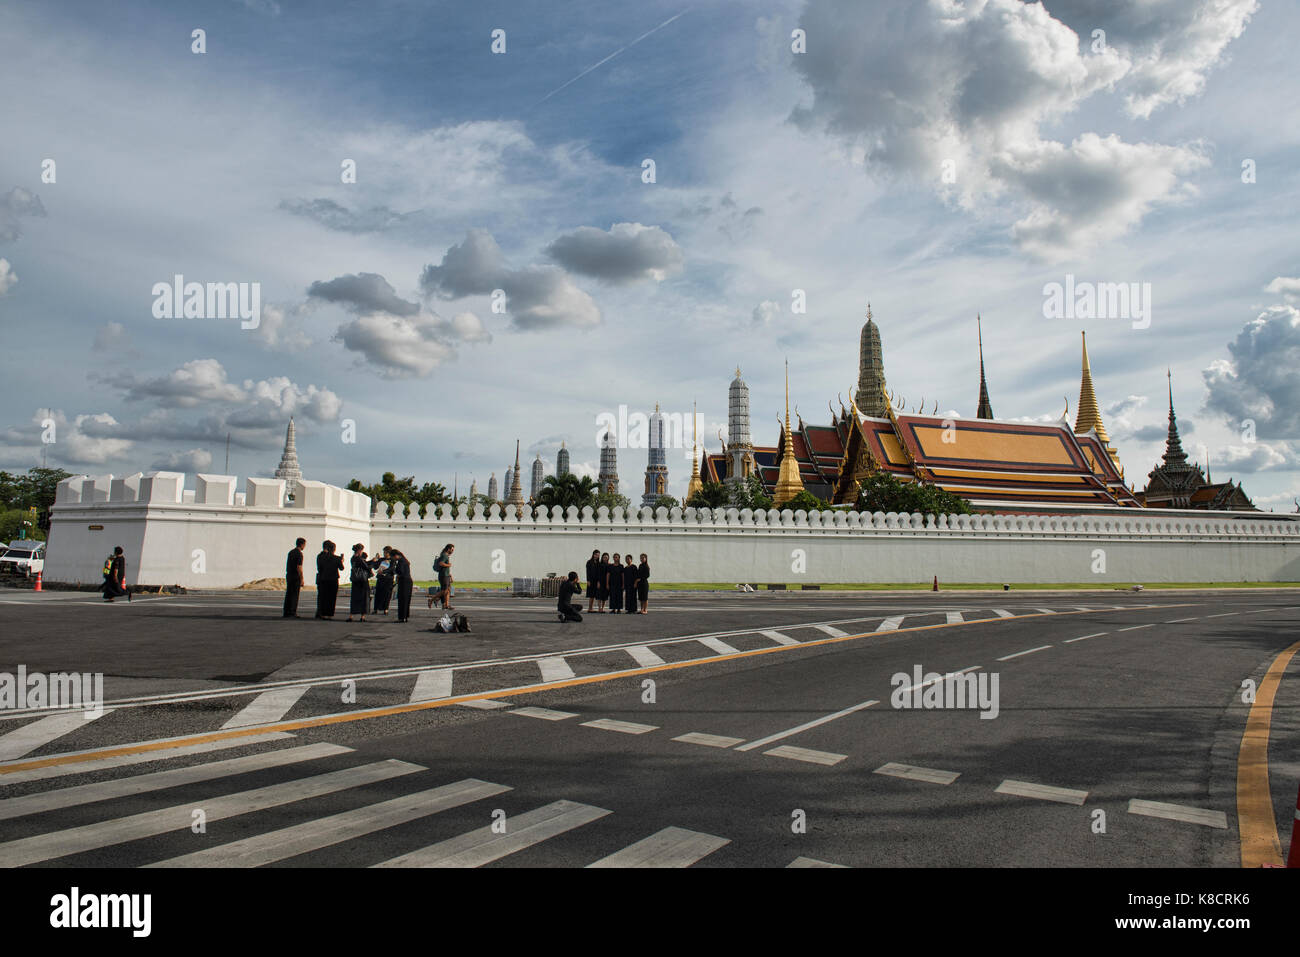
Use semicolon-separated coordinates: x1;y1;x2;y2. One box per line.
0;540;46;578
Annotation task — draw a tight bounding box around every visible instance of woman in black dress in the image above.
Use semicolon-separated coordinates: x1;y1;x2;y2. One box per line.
637;553;650;614
596;552;611;612
347;543;372;622
623;554;638;617
585;549;601;613
392;549;414;622
607;553;625;613
101;546;129;602
315;541;343;619
371;546;394;614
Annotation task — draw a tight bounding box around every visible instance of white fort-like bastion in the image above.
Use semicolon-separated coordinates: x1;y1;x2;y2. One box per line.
44;471;1300;589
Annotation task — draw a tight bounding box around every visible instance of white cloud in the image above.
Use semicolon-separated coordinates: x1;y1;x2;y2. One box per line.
545;223;684;284
752;299;781;326
0;258;15;296
152;448;214;471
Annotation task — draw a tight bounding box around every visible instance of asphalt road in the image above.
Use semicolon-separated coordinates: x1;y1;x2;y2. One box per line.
0;589;1297;868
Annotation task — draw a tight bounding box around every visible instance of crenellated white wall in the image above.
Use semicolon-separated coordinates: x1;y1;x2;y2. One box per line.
46;475;1300;587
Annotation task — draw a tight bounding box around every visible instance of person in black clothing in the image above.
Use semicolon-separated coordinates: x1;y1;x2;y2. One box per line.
607;553;625;613
585;549;600;613
315;541;343;619
391;549;414;622
637;553;650;614
623;554;638;617
596;551;611;612
102;546;129;602
347;543;372;622
283;538;306;617
557;571;583;622
371;546;394;614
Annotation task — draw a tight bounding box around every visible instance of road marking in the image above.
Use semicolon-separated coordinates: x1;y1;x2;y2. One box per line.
672;732;744;749
736;699;878;752
813;624;848;638
991;609;1015;618
875;616;905;632
1128;799;1227;829
459;699;510;710
1033;608;1057;615
1117;624;1153;632
587;826;729;868
581;719;657;735
150;778;512;868
1072;606;1096;612
873;762;960;785
222;686;310;730
894;666;982;696
0;710;112;762
1165;617;1200;623
538;657;575;682
0;742;351;822
788;856;847;868
1205;612;1240;619
698;637;740;655
760;630;799;646
410;670;453;703
1237;638;1300;867
996;645;1051;661
764;745;846;766
1064;633;1108;643
511;707;576;721
0;759;422;868
996;779;1088;806
625;646;665;668
0;731;295;787
945;612;964;625
373;799;611;867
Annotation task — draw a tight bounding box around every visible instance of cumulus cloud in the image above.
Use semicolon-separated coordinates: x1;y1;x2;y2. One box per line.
421;229;601;330
789;0;1235;258
1203;304;1300;441
152;448;213;472
752;300;781;326
0;410;133;466
255;302;312;350
279;198;411;234
0;258;15;296
113;358;248;407
1211;442;1293;473
545;223;683;284
1265;276;1300;304
0;187;46;244
307;272;420;317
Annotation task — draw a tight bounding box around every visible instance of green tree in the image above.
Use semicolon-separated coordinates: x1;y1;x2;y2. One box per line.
594;488;631;511
346;472;447;511
534;473;598;510
685;480;729;508
0;467;71;532
780;490;829;512
855;471;973;515
730;473;773;510
653;495;679;509
0;508;44;542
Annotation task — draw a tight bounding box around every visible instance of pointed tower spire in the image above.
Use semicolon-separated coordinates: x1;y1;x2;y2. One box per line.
274;416;303;500
975;314;994;419
686;400;703;500
1074;332;1122;472
774;359;806;505
855;303;889;417
506;440;526;506
1162;369;1190;469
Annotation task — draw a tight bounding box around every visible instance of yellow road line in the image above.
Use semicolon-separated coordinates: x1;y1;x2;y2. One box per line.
1237;639;1300;868
0;604;1192;775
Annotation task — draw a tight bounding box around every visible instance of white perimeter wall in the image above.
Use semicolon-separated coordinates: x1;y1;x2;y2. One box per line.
46;474;1300;587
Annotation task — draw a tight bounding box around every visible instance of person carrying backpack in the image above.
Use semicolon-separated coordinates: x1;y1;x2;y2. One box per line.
101;546;129;602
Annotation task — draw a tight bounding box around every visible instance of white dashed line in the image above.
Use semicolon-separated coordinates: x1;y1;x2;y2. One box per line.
510;707;577;721
873;762;960;785
672;732;744;749
580;719;658;735
996;780;1088;806
735;699;878;752
764;745;846;766
788;856;847;868
1205;612;1240;619
1064;633;1108;643
1127;799;1227;829
1165;617;1200;623
1118;624;1153;632
459;699;510;710
996;645;1051;661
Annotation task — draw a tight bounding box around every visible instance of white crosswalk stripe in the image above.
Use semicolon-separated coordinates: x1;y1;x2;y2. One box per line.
0;759;422;868
697;637;739;655
150;778;512;867
875;616;905;632
813;624;848;638
945;612;964;625
373;799;611;867
222;686;310;730
410;669;454;703
0;709;112;762
0;742;351;822
538;657;576;682
588;826;728;868
759;629;799;646
625;645;665;668
991;609;1015;618
788;856;847;868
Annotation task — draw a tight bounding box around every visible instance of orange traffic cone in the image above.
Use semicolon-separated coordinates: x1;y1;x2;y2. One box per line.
34;570;42;593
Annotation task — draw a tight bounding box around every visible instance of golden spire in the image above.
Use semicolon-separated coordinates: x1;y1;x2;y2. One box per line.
686;400;703;499
1073;331;1122;471
774;359;806;505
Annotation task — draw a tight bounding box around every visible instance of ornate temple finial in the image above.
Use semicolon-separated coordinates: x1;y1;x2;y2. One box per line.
1074;332;1122;472
866;302;872;321
687;399;703;499
774;358;805;505
976;314;995;419
735;365;742;379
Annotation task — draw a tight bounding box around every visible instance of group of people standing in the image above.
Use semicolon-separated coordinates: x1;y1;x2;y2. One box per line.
281;539;415;623
584;551;650;615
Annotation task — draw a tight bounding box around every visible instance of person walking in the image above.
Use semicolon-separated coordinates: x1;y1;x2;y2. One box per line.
347;543;372;622
101;546;129;602
585;549;601;613
371;546;394;615
637;553;650;614
596;551;611;612
315;541;343;619
607;553;625;613
429;543;455;610
557;571;583;622
283;537;306;617
392;548;414;622
623;553;638;618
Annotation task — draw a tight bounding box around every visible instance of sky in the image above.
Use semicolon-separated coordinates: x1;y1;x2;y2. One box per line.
1;0;1297;510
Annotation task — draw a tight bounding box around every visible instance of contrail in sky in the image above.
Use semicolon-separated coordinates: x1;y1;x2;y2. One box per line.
538;9;691;104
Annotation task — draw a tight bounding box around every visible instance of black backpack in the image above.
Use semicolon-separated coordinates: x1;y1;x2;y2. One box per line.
455;613;471;633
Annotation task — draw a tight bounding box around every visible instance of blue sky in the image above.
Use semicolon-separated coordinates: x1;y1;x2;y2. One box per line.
1;0;1297;509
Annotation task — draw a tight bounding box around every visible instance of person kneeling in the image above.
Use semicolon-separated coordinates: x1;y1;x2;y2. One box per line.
557;572;583;623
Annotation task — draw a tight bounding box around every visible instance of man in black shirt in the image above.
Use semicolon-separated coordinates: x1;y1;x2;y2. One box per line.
557;571;583;622
283;538;306;618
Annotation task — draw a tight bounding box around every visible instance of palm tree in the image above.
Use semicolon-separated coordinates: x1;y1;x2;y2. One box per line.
534;473;598;511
